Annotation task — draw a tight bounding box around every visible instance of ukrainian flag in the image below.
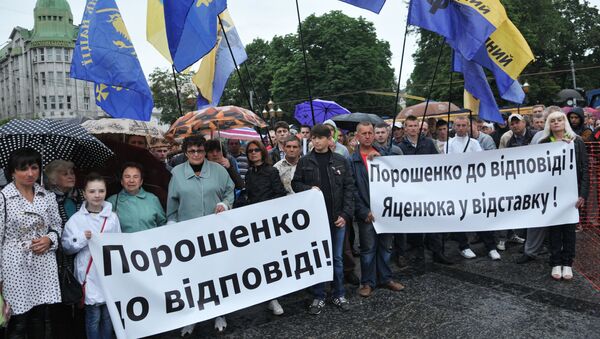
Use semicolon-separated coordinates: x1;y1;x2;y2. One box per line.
193;10;247;108
146;0;172;64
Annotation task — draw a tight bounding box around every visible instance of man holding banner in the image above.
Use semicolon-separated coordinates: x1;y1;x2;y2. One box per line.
350;122;405;297
292;124;355;314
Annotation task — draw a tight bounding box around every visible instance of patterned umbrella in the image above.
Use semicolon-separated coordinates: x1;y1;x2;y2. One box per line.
0;119;113;169
165;106;267;142
398;101;461;118
82;118;163;137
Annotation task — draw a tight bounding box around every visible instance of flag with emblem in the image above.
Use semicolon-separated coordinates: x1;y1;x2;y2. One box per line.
164;0;227;72
339;0;386;13
70;0;153;121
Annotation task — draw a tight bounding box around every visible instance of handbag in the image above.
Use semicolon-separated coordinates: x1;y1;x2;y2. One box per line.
80;216;108;308
58;248;82;305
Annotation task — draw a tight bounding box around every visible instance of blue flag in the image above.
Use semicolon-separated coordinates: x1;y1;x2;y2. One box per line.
193;10;247;109
339;0;386;14
164;0;227;72
71;0;153;121
453;51;503;123
408;0;507;60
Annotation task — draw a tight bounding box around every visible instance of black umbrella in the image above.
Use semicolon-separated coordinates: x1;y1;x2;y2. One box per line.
331;112;384;131
0;119;113;169
555;89;584;104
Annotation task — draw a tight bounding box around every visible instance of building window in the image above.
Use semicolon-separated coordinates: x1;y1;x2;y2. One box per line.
58;96;64;109
50;96;56;109
47;48;53;62
67;96;72;109
40;72;46;85
39;48;45;62
57;71;63;86
65;71;70;85
42;96;47;110
47;72;54;86
83;97;90;110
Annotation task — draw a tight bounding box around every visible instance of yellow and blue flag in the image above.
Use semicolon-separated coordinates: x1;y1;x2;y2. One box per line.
146;0;172;63
193;10;247;109
164;0;227;72
70;0;153;121
408;0;508;60
453;51;502;123
339;0;386;14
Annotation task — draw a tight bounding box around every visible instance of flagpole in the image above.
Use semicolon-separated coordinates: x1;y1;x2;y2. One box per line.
416;37;446;150
171;65;184;116
218;17;254;111
295;0;316;125
389;20;410;153
446;57;454;155
242;63;275;147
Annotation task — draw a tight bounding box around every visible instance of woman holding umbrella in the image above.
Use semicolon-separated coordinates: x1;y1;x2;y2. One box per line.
538;111;589;280
0;148;62;337
45;160;86;339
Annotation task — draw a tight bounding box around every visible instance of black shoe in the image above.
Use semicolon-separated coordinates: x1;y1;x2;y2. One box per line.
396;255;409;268
432;252;454;265
516;254;535;264
308;299;325;315
344;272;360;286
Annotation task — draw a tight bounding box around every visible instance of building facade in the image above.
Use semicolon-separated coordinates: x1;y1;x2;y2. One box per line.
0;0;105;120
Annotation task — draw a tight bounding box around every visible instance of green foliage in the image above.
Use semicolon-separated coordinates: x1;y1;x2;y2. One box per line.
149;68;196;125
407;0;600;108
221;11;397;122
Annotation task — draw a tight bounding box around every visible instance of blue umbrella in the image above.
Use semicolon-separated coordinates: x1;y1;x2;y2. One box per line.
294;99;350;127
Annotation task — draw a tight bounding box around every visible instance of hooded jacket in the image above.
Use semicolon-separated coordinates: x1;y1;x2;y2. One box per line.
567;108;593;141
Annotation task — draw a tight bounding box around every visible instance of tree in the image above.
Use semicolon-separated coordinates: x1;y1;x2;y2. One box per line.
406;0;600;108
220;11;397;122
149;68;196;124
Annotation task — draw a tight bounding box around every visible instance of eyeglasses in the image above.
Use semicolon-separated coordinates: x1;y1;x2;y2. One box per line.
247;148;261;154
186;149;205;155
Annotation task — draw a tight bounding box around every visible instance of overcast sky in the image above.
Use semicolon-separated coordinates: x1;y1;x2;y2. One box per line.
1;0;599;90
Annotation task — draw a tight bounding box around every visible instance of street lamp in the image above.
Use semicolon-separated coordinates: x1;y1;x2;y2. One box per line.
261;99;284;127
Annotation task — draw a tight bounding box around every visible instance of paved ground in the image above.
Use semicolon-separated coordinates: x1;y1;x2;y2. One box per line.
160;236;600;339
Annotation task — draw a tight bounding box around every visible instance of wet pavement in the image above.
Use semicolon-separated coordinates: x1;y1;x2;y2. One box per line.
160;236;600;339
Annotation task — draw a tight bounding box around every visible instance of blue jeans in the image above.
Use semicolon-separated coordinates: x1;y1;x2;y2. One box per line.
85;304;113;339
312;225;346;300
358;221;393;288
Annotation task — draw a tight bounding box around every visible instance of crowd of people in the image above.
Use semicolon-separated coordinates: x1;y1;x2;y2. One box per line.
0;104;594;338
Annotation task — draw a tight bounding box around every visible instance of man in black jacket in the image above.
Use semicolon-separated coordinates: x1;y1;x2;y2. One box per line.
292;124;355;315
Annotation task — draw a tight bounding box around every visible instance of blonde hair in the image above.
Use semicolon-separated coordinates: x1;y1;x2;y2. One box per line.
44;160;75;186
541;111;576;140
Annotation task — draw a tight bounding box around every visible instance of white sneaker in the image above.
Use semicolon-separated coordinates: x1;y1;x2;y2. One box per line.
180;324;195;337
562;266;573;280
267;299;284;315
488;249;501;260
460;248;476;259
214;316;227;332
551;266;562;280
496;241;506;251
509;234;525;244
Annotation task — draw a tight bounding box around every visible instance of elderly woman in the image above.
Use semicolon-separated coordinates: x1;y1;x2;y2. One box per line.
167;136;234;334
539;111;589;281
0;148;62;337
244;140;287;316
45;160;86;339
107;162;166;233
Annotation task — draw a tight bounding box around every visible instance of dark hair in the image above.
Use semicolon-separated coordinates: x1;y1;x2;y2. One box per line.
311;124;332;138
6;147;42;180
283;135;301;146
274;121;289;132
182;135;206;152
120;162;145;180
405;115;418;122
300;125;311;131
436;119;448;128
245;140;271;166
205;139;227;157
83;172;106;189
127;135;148;146
375;122;389;129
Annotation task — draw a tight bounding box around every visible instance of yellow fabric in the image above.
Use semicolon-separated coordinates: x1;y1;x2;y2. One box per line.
454;0;507;28
464;89;480;116
146;0;172;64
485;19;534;80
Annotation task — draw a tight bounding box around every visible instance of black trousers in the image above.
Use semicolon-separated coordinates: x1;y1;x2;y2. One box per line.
6;304;47;339
395;233;444;257
548;224;576;267
49;303;86;339
456;231;496;252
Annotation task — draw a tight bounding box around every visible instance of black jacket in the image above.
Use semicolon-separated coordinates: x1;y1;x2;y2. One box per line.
539;136;589;200
398;135;439;155
567;109;593;141
269;145;283;164
506;128;535;148
292;150;355;224
349;145;388;221
245;164;287;205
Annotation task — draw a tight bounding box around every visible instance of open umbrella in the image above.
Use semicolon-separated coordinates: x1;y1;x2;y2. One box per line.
0;119;113;169
203;127;261;141
164;106;267;142
331;112;384;131
294;99;351;127
82;118;163;138
398;101;461;118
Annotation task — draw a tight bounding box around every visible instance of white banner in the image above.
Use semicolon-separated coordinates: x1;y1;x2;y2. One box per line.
88;190;332;339
369;142;580;233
